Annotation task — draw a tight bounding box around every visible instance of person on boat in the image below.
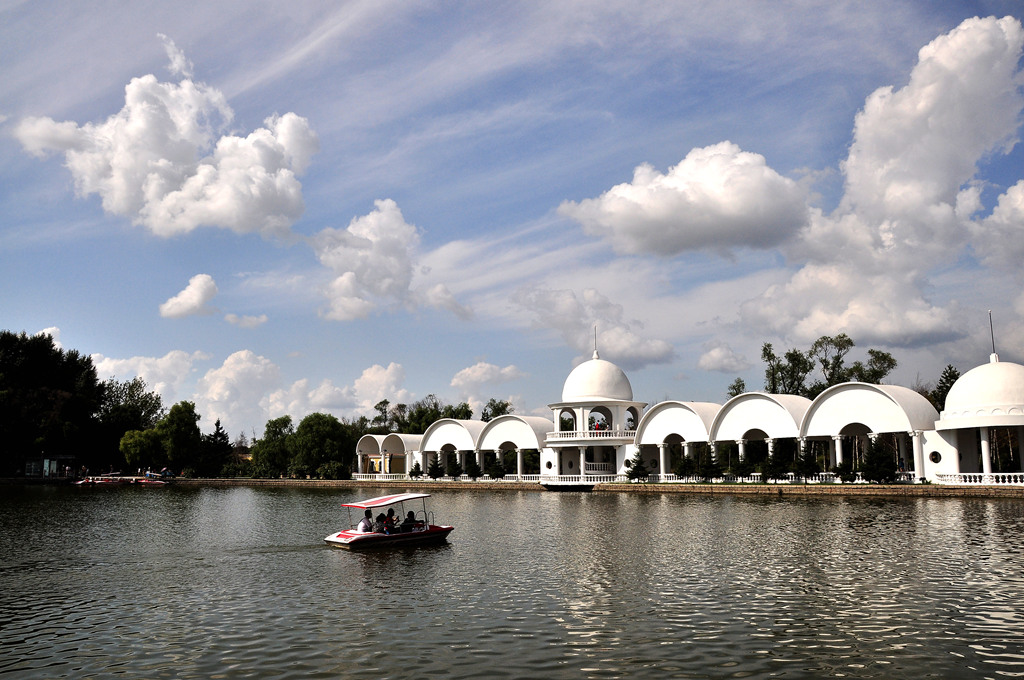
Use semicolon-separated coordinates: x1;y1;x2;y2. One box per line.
384;508;397;532
374;513;388;533
401;510;419;532
357;509;374;533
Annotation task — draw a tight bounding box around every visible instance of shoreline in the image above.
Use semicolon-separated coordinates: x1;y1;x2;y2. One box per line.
7;476;1024;499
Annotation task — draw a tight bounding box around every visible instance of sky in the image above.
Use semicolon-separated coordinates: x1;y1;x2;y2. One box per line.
3;1;1024;439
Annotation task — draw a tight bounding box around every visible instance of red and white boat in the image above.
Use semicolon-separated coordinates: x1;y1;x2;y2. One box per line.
324;493;453;550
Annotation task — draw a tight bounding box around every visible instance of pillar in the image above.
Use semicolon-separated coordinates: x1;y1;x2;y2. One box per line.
737;439;747;462
516;448;524;478
709;442;718;465
833;436;844;467
579;446;587;476
767;438;775;457
476;449;484;469
981;427;992;477
659;443;669;480
683;442;693;459
911;431;924;482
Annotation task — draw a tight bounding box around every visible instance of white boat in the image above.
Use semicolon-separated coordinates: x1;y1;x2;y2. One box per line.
324;493;453;550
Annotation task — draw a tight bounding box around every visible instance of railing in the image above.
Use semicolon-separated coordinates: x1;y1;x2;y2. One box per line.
353;473;407;481
547;429;636;440
584;462;615;474
936;472;1024;485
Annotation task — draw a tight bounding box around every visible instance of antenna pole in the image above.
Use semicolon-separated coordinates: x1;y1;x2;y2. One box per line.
989;310;996;354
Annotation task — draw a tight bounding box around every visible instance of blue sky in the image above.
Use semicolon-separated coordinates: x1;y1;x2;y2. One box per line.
3;2;1023;438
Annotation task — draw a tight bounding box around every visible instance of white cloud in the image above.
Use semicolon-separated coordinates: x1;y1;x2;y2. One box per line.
193;350;281;434
697;340;749;373
312;199;469;321
450;361;525;390
558;141;809;255
224;313;268;328
160;274;218;318
92;349;209;404
972;180;1024;272
265;377;355;424
512;286;674;370
14;43;317;238
158;33;193;79
351;362;411;415
36;326;62;348
739;15;1024;347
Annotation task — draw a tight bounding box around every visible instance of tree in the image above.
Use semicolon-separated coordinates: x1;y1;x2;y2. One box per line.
155;401;202;474
727;378;746;398
481;398;514;422
931;364;960;411
793;441;819;482
120;428;164;470
0;330;104;474
409;461;423;478
848;349;897;384
250;415;294;478
427;454;444;480
625;450;649;482
762;343;813;395
197;419;232;477
464;456;483;480
446;456;465;479
442;402;473;420
291;412;346;478
371;399;390;433
861;436;897;483
97;377;165;468
809;333;855;387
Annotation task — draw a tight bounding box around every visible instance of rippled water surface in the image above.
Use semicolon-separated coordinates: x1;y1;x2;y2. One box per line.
2;485;1024;679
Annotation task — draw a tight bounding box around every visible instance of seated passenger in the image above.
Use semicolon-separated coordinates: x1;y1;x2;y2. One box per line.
373;512;388;533
356;509;374;533
384;508;397;532
401;510;419;532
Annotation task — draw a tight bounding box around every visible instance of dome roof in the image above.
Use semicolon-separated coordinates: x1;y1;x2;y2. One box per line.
561;351;634;402
938;355;1024;428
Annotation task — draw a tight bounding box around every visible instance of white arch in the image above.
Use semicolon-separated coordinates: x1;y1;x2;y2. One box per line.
381;433;423;455
710;393;811;441
356;434;385;456
478;415;551;451
419;419;487;453
801;383;938;437
634;401;720;446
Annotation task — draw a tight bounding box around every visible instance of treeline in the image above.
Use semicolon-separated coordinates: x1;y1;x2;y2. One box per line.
0;329;512;479
727;333;961;411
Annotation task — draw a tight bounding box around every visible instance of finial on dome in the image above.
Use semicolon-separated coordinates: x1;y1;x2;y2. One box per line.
593;325;599;360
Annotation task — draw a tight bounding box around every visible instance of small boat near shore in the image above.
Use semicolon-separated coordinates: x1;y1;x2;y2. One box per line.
324;492;453;550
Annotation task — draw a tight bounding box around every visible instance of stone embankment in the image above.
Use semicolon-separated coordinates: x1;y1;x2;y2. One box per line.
166;478;1024;498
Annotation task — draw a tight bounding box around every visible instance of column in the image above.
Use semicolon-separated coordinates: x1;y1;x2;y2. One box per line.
737;439;747;462
911;431;925;482
516;448;524;478
476;449;484;469
579;446;587;476
833;436;844;467
981;426;992;478
683;442;693;459
358;452;366;473
659;443;669;481
897;435;908;474
767;438;775;457
709;442;718;465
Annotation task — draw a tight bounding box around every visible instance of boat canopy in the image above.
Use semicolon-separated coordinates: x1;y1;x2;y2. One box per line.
341;493;431;509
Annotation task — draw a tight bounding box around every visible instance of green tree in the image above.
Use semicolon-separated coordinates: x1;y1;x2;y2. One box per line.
427;454;444;480
847;349;897;384
409;461;423;478
861;436;897;483
625;450;649;482
480;398;514;422
155;401;202;474
464;456;483;480
793;441;820;481
250;415;294;478
0;330;104;474
762;343;813;395
197;419;232;477
931;364;960;411
291;412;346;477
97;377;165;468
120;428;165;470
809;333;855;388
442;402;473;420
446;456;465;479
726;377;746;398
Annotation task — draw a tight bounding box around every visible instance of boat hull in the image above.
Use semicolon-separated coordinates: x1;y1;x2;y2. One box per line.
324;525;453;550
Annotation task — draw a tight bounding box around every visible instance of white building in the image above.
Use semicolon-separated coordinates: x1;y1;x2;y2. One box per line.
355;350;1024;486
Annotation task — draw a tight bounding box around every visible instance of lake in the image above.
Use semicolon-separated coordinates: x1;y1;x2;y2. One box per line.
1;484;1023;678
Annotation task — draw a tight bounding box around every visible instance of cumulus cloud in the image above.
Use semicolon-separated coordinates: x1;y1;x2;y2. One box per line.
738;15;1024;346
14;40;317;238
265;378;355;423
224;313;268;328
450;361;525;389
36;326;62;348
512;286;674;369
697;340;749;373
92;349;209;404
160;274;218;318
558;141;808;255
351;362;411;415
311;199;470;321
193;350;281;433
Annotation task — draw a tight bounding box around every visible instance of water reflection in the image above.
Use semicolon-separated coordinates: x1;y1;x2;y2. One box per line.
2;486;1024;678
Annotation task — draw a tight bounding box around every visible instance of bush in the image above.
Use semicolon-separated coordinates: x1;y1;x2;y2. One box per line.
427;455;444;480
464;458;483;481
316;460;350;480
446;458;465;480
625;451;649;482
832;461;856;483
409;462;423;478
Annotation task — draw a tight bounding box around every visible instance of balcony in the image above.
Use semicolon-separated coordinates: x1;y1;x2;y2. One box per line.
546;429;636;443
